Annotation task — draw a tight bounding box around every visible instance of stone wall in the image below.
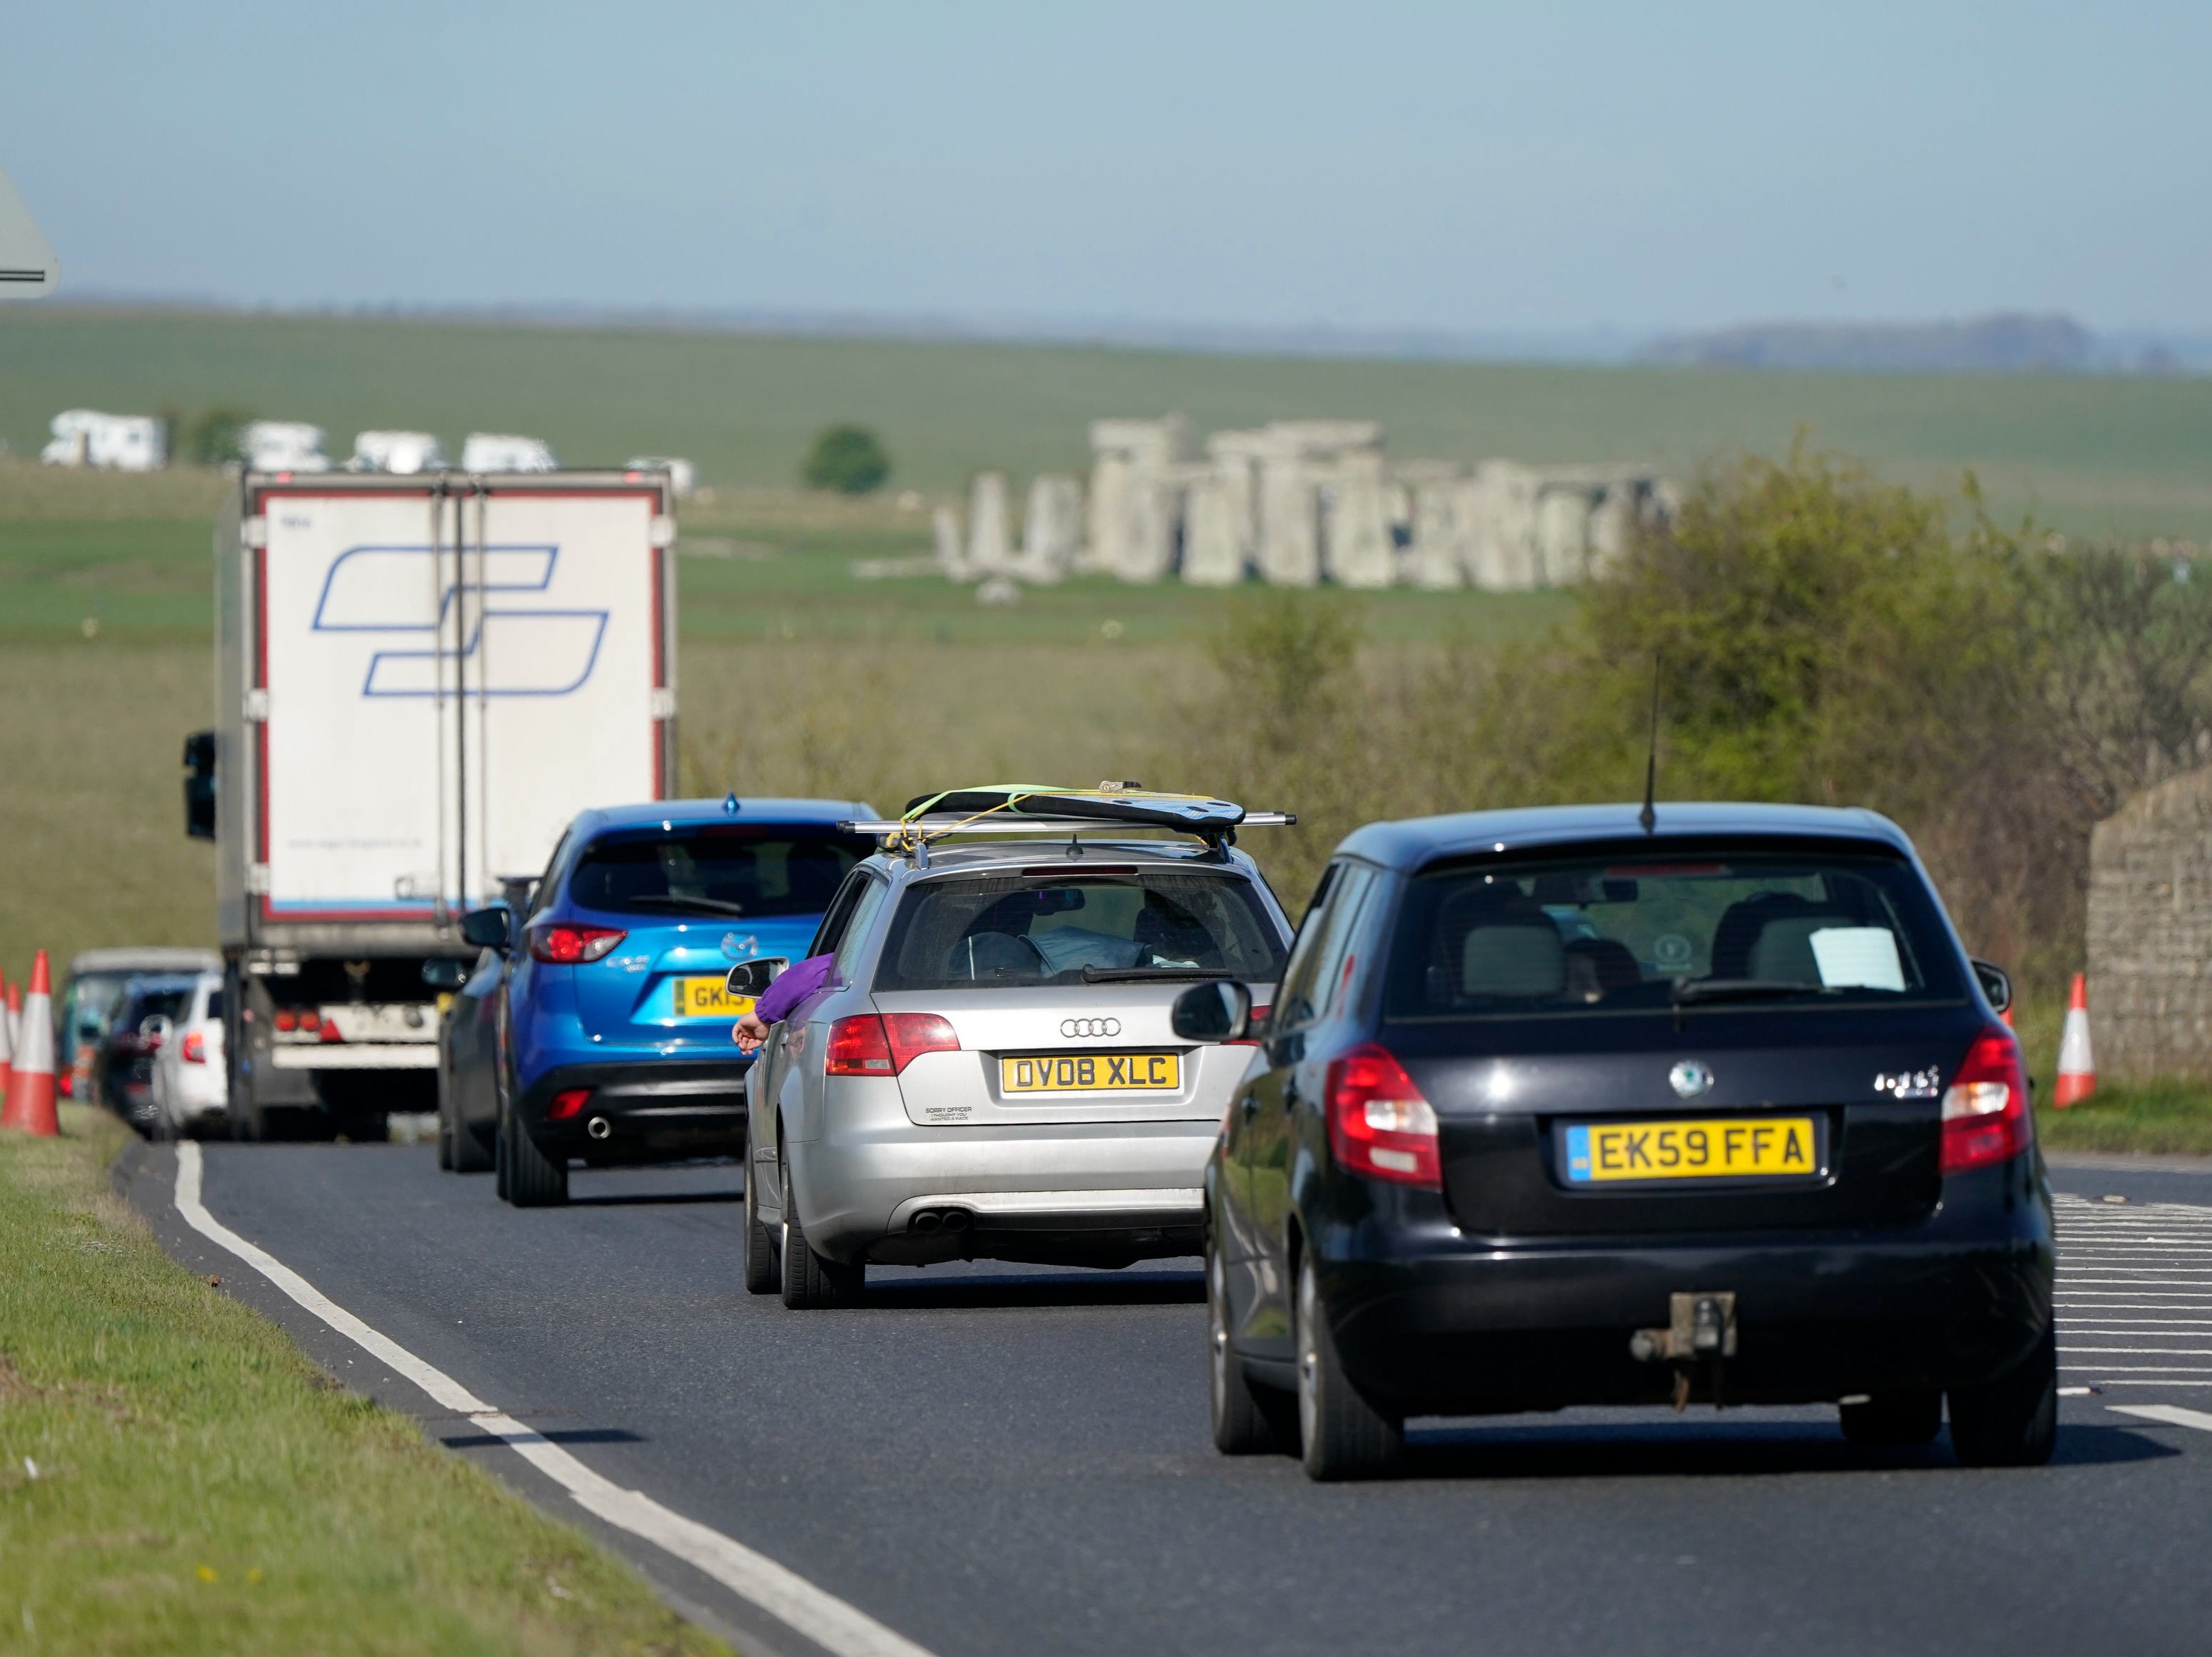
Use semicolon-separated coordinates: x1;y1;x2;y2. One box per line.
2088;765;2212;1082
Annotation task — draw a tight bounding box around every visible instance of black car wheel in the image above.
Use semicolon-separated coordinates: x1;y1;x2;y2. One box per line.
779;1160;861;1308
1840;1389;1944;1446
1209;1227;1291;1455
1296;1253;1402;1482
497;1104;569;1207
743;1153;780;1295
1949;1325;2058;1468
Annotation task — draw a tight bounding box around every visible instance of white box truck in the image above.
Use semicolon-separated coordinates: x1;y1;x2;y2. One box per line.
187;469;678;1138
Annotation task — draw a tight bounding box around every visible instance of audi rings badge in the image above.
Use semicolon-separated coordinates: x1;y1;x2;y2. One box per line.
1059;1016;1121;1039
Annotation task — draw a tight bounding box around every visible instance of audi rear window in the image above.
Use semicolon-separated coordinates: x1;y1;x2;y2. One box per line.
874;870;1287;992
1383;848;1965;1020
570;825;872;920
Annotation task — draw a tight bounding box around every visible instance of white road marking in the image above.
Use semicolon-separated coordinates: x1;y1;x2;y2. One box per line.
173;1144;936;1657
2111;1404;2212;1433
2055;1195;2212;1404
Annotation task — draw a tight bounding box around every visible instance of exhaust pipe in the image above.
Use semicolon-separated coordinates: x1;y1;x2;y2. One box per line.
941;1208;971;1232
910;1210;942;1234
586;1116;612;1141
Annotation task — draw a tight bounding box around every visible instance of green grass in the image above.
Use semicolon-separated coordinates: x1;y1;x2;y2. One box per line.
6;307;2212;540
0;1105;730;1656
2037;1080;2212;1158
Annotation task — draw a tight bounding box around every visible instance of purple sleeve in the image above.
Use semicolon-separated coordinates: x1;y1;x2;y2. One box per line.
753;953;837;1026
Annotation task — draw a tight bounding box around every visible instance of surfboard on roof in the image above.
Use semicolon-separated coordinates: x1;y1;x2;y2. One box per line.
899;783;1247;832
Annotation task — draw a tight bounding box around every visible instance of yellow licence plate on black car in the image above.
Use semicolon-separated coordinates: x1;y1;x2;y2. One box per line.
1000;1053;1181;1094
672;977;754;1019
1562;1117;1820;1184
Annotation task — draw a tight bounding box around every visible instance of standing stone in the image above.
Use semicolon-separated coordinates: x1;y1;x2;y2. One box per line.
1586;482;1640;579
1464;461;1540;590
1395;461;1467;590
1016;473;1083;582
1535;487;1593;585
967;471;1013;576
1323;449;1395;588
1086;417;1193;580
1181;474;1246;586
2088;766;2212;1081
1256;455;1321;587
1123;467;1188;584
932;506;969;579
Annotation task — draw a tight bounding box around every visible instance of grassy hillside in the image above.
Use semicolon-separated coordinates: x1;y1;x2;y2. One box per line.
6;307;2212;541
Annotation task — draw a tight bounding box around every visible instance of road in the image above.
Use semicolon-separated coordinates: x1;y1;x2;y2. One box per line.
123;1142;2212;1657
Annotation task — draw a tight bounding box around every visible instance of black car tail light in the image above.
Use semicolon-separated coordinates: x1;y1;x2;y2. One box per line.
1326;1043;1442;1190
1939;1027;2030;1175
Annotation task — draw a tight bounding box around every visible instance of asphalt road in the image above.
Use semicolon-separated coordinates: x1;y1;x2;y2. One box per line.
124;1142;2212;1657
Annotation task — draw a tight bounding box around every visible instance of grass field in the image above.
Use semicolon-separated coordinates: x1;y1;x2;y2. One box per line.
0;1106;728;1656
7;307;2212;541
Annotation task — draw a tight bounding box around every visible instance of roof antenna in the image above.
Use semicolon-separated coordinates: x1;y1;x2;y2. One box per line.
1638;654;1661;835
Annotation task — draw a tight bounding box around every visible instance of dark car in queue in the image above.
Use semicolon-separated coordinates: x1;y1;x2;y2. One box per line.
98;974;202;1132
1177;803;2054;1481
430;798;874;1206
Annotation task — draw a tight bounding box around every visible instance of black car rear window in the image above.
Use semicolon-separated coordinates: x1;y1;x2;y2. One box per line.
1383;848;1965;1019
569;825;871;920
875;870;1287;992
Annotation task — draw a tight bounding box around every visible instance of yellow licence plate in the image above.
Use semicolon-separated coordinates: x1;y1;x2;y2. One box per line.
1562;1117;1821;1184
672;976;755;1019
1000;1052;1181;1094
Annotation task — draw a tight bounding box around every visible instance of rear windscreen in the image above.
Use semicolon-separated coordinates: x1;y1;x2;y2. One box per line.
569;826;872;920
874;871;1287;991
1383;849;1964;1019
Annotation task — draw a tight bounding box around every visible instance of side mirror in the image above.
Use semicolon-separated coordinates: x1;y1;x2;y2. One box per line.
725;957;789;999
459;904;513;952
421;958;470;991
1971;958;2012;1016
1171;979;1253;1043
182;729;217;841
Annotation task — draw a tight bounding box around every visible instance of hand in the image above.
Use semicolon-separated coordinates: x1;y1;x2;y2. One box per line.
733;1011;769;1053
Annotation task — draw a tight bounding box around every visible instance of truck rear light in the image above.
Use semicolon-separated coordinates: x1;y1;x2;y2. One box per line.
547;1087;592;1121
1326;1043;1442;1189
181;1032;207;1065
1226;1005;1270;1046
826;1014;960;1076
1940;1027;2030;1175
529;923;628;965
274;1009;297;1032
299;1009;321;1033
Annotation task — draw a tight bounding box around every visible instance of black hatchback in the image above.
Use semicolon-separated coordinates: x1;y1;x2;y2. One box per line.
1177;803;2055;1481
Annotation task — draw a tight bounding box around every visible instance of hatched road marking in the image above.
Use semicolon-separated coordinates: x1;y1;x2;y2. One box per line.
173;1144;937;1657
2056;1193;2212;1388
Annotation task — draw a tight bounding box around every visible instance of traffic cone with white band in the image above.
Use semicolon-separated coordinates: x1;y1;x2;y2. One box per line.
0;979;14;1099
1;952;58;1136
2053;972;2096;1109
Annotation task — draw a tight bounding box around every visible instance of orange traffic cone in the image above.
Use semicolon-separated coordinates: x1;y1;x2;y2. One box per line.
2053;972;2096;1109
1;952;58;1136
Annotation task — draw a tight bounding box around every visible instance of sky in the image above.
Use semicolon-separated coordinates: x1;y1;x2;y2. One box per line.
4;1;2207;337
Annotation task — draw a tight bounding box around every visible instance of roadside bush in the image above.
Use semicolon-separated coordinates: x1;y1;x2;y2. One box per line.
801;424;891;495
186;404;255;466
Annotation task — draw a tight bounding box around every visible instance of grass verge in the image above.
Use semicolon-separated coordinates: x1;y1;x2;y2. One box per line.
2037;1080;2212;1159
0;1105;731;1656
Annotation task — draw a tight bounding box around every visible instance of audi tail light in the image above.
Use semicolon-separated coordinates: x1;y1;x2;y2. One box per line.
1940;1026;2031;1175
529;922;628;965
1326;1043;1442;1189
826;1014;959;1077
547;1087;592;1121
181;1031;207;1065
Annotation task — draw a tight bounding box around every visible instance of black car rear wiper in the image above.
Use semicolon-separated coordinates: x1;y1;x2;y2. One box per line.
1671;977;1832;1004
1079;965;1233;983
623;895;749;917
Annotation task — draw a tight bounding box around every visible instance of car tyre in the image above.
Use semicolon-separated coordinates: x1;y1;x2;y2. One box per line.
1840;1389;1944;1446
498;1104;569;1207
1949;1325;2058;1468
1209;1229;1290;1455
780;1161;861;1308
1296;1253;1401;1482
743;1155;780;1294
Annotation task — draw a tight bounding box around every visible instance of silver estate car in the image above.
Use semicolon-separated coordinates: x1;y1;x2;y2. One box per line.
741;812;1293;1307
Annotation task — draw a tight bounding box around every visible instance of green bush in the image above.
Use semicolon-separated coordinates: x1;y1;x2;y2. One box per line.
186;405;256;467
801;424;890;495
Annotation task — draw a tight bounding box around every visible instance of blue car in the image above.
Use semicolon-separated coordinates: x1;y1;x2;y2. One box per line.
430;797;875;1206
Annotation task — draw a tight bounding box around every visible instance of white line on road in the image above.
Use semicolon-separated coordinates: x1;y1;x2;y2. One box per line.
2110;1404;2212;1433
173;1144;936;1657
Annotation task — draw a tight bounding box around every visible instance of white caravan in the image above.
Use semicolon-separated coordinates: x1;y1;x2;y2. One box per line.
349;430;447;474
460;433;558;473
41;409;168;470
240;421;331;472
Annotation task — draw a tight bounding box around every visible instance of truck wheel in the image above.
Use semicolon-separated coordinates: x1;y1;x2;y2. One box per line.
1296;1253;1401;1482
1949;1325;2058;1468
779;1162;861;1308
742;1156;780;1294
1209;1232;1292;1455
1841;1390;1943;1446
498;1107;569;1207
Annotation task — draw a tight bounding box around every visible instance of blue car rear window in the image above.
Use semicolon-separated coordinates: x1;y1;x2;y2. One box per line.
570;826;871;920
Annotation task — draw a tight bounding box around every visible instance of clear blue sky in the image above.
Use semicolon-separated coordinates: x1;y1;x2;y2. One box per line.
4;1;2205;333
